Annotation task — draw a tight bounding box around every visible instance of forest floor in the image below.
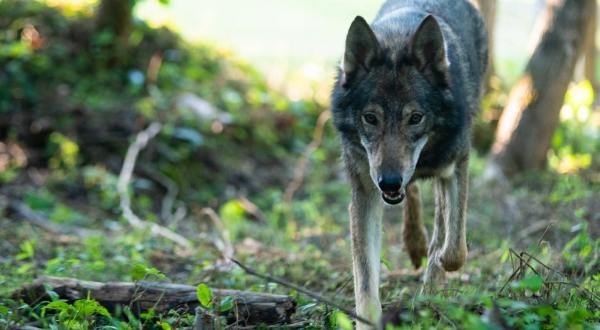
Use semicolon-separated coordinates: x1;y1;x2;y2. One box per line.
0;1;599;329
1;150;599;329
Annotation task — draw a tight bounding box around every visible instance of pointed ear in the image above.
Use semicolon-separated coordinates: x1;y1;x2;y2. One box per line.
411;15;449;86
342;16;380;87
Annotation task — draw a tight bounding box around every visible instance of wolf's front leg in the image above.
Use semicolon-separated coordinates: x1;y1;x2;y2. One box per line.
422;175;453;289
350;184;383;329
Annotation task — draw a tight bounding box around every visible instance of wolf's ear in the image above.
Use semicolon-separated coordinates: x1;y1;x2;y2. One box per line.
342;16;380;87
411;15;449;86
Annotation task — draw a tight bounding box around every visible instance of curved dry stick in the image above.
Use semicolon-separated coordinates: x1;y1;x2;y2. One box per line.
200;207;235;261
283;111;331;205
117;122;192;249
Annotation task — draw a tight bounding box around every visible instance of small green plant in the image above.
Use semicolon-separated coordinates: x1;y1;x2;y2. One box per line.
196;283;213;308
42;297;111;329
131;263;167;281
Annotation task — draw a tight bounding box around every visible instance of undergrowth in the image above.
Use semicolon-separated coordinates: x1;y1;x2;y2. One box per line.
0;1;598;329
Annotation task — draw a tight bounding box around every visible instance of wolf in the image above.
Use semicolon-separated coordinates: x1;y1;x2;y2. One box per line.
331;0;487;327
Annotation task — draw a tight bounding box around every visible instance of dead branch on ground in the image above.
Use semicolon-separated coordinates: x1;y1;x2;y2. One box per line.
14;276;296;326
117;123;192;249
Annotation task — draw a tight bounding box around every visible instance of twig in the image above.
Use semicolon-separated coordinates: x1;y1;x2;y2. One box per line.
499;249;538;295
283;111;331;205
200;208;235;261
231;258;373;327
193;307;214;330
117;123;192;249
517;220;554;242
7;200;97;238
429;303;458;330
239;197;266;223
8;200;69;235
232;321;310;329
140;165;183;224
545;281;600;310
498;247;598;310
146;53;163;86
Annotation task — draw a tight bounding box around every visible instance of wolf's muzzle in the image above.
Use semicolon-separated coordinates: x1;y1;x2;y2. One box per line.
381;190;405;205
378;174;405;204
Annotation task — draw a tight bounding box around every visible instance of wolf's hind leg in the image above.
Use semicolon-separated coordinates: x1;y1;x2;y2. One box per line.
439;156;469;272
402;184;428;269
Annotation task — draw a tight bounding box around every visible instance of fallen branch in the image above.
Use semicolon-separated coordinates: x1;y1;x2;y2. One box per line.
117;123;192;249
14;276;296;326
231;258;373;327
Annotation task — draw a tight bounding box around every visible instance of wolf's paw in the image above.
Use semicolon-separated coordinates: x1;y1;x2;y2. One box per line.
420;253;446;294
406;241;428;269
403;227;428;269
438;246;467;272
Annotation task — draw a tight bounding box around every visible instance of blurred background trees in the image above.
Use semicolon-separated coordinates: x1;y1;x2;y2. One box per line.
487;0;597;179
474;0;498;88
0;0;598;328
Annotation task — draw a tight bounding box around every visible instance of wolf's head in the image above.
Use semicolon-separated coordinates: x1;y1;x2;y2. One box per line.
335;15;455;205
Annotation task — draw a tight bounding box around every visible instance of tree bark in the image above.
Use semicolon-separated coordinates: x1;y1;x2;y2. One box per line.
96;0;135;40
583;0;597;87
475;0;497;89
95;0;136;64
486;0;595;179
14;277;296;326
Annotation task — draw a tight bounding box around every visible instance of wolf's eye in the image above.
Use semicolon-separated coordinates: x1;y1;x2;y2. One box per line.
409;113;424;125
363;113;378;125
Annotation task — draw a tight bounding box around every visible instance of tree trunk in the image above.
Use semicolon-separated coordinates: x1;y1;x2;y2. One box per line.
583;0;597;87
95;0;135;63
475;0;497;89
14;277;297;326
486;0;595;179
96;0;135;39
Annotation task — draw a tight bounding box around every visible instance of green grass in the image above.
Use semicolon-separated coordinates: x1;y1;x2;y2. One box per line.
1;1;599;329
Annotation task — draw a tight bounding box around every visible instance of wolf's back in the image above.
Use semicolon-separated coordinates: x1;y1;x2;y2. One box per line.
375;0;488;112
377;0;487;74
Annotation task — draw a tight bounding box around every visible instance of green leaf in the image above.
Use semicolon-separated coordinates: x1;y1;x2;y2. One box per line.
335;311;353;330
131;263;166;281
44;300;71;311
197;283;213;308
519;275;544;292
43;300;71;318
565;308;592;325
219;296;234;312
73;299;111;318
16;240;35;260
579;243;592;258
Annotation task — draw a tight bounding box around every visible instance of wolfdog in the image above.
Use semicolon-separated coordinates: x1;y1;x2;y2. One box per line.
331;0;487;326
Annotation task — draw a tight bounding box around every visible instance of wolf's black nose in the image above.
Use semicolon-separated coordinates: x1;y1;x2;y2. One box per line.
378;174;402;192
